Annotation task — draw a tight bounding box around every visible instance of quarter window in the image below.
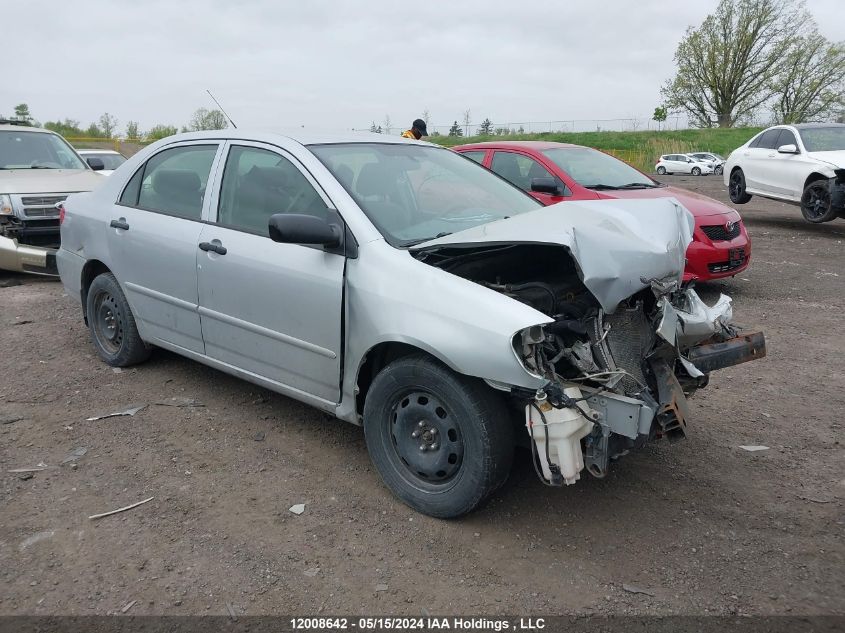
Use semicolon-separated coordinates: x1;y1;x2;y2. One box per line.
460;150;486;164
121;145;218;220
217;145;329;235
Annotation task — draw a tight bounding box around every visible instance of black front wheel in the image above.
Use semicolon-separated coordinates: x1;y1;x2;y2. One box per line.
363;355;513;518
800;180;838;223
715;164;724;176
729;169;752;204
86;273;151;366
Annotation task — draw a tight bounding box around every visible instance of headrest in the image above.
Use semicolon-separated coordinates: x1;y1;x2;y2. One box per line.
152;169;201;198
243;165;289;189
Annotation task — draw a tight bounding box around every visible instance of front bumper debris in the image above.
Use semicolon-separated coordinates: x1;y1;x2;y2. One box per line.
0;235;58;275
686;331;766;372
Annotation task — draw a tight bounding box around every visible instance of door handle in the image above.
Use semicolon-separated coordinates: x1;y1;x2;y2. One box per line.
198;241;227;255
109;219;129;230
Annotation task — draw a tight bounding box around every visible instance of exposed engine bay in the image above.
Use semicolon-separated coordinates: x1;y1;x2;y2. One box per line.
414;242;766;487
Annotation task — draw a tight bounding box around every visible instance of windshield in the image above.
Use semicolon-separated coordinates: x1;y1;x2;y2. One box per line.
82;152;127;170
309;143;541;246
0;130;87;170
799;127;845;152
541;147;659;189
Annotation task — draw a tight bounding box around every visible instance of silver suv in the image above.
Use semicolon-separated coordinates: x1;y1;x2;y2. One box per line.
57;130;766;517
0;122;104;274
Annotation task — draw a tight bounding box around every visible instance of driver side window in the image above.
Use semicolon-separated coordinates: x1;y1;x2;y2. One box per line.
217;145;329;235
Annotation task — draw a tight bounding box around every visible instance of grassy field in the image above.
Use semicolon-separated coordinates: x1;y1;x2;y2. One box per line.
434;127;764;172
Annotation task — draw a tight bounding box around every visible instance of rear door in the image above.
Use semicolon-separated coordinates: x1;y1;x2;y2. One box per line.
108;142;223;353
196;141;345;403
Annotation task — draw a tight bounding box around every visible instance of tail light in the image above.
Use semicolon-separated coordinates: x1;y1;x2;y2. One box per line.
57;203;65;224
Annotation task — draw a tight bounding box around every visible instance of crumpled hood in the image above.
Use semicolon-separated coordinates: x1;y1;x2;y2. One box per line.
413;198;695;313
0;169;105;195
805;150;845;169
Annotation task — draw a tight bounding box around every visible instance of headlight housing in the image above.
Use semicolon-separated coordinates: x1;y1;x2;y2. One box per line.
0;194;13;216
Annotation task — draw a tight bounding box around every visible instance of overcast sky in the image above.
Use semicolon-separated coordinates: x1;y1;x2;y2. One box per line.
5;0;843;134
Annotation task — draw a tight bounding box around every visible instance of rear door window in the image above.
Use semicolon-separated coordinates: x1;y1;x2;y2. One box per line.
756;129;783;150
120;145;219;220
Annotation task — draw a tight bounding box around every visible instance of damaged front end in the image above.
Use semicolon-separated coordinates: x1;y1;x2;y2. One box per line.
411;199;766;487
515;279;765;485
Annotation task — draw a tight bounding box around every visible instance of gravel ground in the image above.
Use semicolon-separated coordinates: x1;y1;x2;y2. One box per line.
1;175;843;616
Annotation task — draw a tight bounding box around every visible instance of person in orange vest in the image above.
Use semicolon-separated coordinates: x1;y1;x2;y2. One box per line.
401;119;429;139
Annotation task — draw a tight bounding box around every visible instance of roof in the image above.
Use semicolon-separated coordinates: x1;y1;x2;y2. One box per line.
453;140;582;151
790;122;845;130
157;128;427;147
0;124;53;134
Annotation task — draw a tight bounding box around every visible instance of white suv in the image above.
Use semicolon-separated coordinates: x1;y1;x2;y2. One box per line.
724;123;845;223
0;122;104;274
655;154;714;176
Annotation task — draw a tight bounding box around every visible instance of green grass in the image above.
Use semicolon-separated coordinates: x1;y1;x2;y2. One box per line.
434;127;764;172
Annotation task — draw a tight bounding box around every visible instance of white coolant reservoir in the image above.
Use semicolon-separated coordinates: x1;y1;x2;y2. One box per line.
525;388;594;485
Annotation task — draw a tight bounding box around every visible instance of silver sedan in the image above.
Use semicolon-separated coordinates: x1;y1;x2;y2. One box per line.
57;130;765;518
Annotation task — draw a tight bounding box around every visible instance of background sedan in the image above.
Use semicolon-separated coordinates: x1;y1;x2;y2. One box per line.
454;141;750;282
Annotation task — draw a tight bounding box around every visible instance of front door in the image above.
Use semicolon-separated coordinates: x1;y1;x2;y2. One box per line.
489;150;569;204
107;142;222;353
196;142;345;403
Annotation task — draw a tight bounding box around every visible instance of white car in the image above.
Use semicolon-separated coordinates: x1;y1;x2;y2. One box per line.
655;154;714;176
724;123;845;223
76;149;128;175
690;152;726;175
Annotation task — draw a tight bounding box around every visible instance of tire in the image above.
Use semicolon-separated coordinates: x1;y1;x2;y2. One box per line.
86;272;151;367
656;166;666;175
715;165;723;176
729;169;752;204
800;180;838;223
691;166;701;176
363;354;513;518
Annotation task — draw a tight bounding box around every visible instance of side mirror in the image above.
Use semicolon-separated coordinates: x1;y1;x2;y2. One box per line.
687;158;694;163
530;177;563;196
777;144;798;154
268;213;342;248
86;157;105;171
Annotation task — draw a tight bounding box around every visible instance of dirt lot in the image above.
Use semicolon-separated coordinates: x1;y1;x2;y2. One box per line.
1;175;843;617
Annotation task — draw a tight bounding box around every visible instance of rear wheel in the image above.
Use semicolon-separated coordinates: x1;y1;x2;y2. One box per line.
729;169;752;204
86;273;150;366
691;166;702;176
363;354;513;518
800;180;838;223
656;166;666;175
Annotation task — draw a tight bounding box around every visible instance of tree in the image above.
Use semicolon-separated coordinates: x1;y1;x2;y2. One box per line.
86;123;103;138
369;121;382;133
146;124;178;141
43;119;83;137
770;30;845;123
383;114;392;135
14;103;32;122
448;121;463;137
462;109;471;136
422;108;431;127
125;121;140;139
189;108;228;131
661;0;806;127
478;118;493;135
98;113;118;138
653;106;668;130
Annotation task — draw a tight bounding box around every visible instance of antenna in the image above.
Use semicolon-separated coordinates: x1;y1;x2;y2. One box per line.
206;89;237;129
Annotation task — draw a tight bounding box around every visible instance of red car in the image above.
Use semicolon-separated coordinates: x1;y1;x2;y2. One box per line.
453;141;750;282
